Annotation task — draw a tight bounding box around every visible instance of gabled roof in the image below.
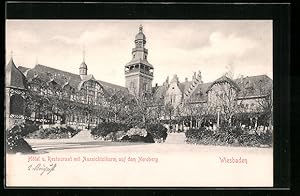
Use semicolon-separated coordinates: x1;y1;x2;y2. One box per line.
206;75;241;93
6;58;27;90
188;82;212;103
18;64;128;93
234;75;272;98
77;74;98;91
153;84;168;102
153;74;273;104
22;64;82;89
18;66;30;74
98;80;128;93
179;81;193;94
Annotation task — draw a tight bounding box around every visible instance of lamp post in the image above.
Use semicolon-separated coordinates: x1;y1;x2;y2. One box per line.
216;106;221;128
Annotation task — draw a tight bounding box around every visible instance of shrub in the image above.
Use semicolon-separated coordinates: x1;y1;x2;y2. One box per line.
144;133;155;143
115;131;127;140
20;120;40;137
185;126;272;147
26;125;80;139
127;127;147;137
103;132;113;141
91;122;131;138
6;125;34;154
121;133;154;143
146;123;168;141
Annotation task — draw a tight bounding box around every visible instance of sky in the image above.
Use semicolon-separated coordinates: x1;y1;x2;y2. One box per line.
5;20;272;86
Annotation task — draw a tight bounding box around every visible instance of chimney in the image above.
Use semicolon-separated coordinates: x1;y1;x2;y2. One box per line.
166;76;169;84
155;83;158;87
185;77;188;82
192;72;196;81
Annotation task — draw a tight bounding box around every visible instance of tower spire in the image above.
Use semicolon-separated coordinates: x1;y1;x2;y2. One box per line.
82;44;85;62
10;50;13;60
139;24;143;32
79;44;88;76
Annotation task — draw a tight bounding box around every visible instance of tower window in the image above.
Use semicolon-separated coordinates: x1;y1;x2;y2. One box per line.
143;83;147;91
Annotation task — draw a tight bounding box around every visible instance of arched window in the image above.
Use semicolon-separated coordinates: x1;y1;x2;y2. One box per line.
10;94;25;115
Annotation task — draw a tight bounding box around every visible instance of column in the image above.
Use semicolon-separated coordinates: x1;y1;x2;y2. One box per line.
217;111;220;128
5;88;11;129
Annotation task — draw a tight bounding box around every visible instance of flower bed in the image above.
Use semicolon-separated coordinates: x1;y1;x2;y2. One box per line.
185;126;272;147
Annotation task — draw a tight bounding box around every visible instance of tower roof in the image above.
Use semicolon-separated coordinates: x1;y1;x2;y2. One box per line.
135;25;146;40
125;58;154;69
79;61;88;69
6;57;27;90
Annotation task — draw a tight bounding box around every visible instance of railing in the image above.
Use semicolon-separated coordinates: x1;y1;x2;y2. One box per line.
125;68;153;76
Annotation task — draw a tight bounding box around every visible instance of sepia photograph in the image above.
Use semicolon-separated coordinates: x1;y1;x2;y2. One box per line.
5;19;273;187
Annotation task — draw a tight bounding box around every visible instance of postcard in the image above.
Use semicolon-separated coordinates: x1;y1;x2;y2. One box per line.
5;19;273;187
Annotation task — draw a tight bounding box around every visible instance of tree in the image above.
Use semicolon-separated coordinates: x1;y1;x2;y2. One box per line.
209;82;240;126
184;102;209;128
25;77;52;123
163;103;175;130
105;89;129;122
254;80;273;129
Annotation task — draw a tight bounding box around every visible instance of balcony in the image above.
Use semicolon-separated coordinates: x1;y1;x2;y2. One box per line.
125;68;153;76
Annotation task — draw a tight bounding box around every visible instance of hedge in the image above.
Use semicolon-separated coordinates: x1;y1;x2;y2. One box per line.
185;126;272;147
26;125;80;139
91;122;132;138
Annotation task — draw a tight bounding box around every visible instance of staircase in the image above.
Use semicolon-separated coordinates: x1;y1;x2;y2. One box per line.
70;129;94;141
165;133;186;144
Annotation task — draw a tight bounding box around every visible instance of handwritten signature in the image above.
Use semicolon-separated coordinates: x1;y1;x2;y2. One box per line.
28;163;57;175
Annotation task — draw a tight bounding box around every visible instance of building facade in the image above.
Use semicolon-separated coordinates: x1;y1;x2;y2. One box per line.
5;25;273;130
